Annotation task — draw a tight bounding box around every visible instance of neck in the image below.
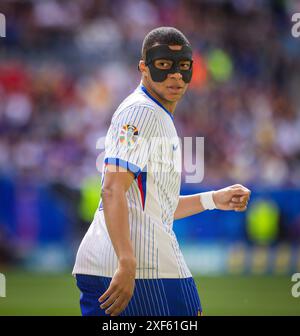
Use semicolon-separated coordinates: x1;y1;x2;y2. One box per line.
141;80;177;115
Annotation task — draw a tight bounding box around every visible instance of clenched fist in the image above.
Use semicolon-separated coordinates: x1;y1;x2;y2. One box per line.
213;184;251;212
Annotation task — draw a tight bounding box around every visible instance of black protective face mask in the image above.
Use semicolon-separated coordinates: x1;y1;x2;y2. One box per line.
145;44;193;83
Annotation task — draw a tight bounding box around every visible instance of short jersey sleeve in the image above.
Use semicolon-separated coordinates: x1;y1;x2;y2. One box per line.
104;105;159;178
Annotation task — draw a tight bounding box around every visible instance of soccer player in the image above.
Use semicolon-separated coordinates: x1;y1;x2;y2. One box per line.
73;27;251;316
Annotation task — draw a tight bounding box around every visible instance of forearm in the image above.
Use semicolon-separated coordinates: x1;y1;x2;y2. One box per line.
174;185;251;220
102;187;136;268
174;194;206;220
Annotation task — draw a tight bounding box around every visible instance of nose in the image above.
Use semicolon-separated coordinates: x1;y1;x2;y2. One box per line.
168;72;183;80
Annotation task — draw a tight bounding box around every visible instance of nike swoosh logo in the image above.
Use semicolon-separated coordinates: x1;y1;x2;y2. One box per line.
172;144;179;151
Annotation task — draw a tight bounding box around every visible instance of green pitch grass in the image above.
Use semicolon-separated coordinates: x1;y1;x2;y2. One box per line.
0;270;299;316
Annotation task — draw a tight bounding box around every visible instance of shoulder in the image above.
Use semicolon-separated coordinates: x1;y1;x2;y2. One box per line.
112;89;159;125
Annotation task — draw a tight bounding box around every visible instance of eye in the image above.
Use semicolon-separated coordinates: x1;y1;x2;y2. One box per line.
154;60;172;70
180;62;191;70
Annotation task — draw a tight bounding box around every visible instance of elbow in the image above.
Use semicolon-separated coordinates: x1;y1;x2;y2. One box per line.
102;185;125;204
102;186;115;202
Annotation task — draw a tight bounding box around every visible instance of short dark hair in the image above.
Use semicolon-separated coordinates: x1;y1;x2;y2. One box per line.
141;27;191;60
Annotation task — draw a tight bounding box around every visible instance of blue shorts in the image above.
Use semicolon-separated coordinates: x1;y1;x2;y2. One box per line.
75;274;202;316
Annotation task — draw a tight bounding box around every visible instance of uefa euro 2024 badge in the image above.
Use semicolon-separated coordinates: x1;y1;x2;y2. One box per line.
119;124;139;149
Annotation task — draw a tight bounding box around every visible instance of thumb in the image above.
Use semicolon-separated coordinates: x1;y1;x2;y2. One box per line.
230;187;249;196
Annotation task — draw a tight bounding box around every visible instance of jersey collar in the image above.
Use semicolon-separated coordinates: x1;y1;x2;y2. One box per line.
140;85;174;122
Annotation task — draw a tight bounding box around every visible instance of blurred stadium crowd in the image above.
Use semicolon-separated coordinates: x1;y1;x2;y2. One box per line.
1;0;300;186
0;0;300;270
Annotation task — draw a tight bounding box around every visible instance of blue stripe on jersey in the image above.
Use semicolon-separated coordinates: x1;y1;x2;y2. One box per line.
99;157;141;210
104;157;141;178
137;171;147;210
76;274;202;316
140;85;174;121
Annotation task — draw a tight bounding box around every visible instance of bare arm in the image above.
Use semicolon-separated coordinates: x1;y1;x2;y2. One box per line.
98;164;136;316
174;184;251;220
174;194;206;220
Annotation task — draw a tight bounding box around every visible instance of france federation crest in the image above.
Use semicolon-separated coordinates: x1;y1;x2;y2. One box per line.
119;124;139;149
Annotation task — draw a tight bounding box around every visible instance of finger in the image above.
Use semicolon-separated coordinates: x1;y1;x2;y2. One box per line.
234;205;248;212
229;200;241;207
110;301;128;316
105;297;128;316
231;188;250;197
230;200;248;208
99;283;115;302
110;298;130;316
232;195;249;203
231;184;251;192
241;195;250;204
100;291;120;309
231;184;244;189
229;202;240;208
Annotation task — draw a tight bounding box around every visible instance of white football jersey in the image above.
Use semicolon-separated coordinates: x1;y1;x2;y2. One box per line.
72;84;192;279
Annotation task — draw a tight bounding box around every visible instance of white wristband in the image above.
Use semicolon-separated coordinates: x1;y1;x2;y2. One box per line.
200;191;216;210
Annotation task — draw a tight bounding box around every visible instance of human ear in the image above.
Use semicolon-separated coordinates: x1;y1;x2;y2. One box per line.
139;60;146;73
